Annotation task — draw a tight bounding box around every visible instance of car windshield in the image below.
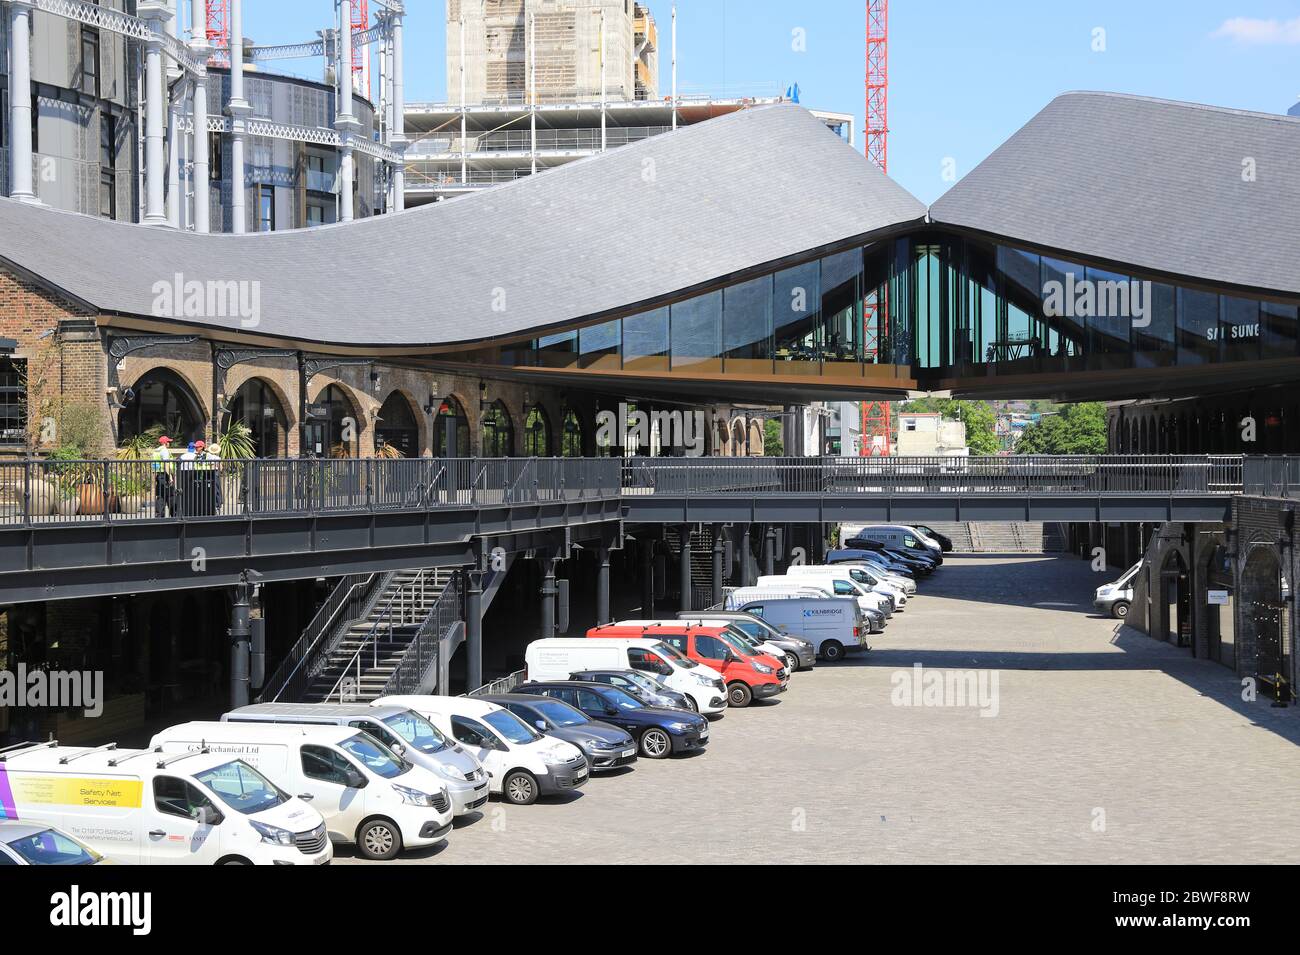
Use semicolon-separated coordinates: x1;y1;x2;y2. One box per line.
194;759;289;815
382;710;451;754
6;828;101;865
612;671;661;695
653;640;697;669
720;629;759;655
598;685;646;710
484;708;544;744
340;733;409;779
531;700;588;727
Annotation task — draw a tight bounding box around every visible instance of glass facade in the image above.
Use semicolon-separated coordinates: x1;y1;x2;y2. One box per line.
500;233;1300;384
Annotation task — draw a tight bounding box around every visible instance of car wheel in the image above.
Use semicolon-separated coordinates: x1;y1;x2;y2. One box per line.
785;653;799;672
357;819;402;861
682;695;699;712
728;681;753;707
503;770;539;805
639;727;672;758
1111;600;1130;620
821;640;845;663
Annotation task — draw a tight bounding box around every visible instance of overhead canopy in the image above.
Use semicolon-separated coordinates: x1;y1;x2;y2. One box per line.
0;102;926;348
930;91;1300;297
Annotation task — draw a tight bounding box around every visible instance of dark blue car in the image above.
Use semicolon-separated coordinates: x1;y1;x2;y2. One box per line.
513;681;709;759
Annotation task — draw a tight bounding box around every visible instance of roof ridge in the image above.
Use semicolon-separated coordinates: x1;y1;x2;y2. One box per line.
1054;90;1300;125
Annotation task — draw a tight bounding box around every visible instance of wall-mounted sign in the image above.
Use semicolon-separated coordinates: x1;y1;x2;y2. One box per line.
306;403;329;419
1207;590;1230;605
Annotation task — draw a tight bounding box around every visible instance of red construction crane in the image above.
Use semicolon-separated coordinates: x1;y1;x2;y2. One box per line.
352;0;370;95
207;0;230;66
860;0;891;456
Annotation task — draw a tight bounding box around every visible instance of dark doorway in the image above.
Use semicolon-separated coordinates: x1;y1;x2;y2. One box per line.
227;378;287;457
119;368;204;446
434;396;470;457
1160;549;1190;648
375;391;419;457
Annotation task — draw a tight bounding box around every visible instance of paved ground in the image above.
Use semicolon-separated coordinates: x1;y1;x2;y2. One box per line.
340;554;1300;865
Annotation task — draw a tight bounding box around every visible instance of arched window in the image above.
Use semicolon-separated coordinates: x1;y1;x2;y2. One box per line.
304;384;359;458
118;368;204;446
226;378;287;457
434;396;470;457
561;407;586;457
375;392;419;457
480;401;514;457
523;405;551;457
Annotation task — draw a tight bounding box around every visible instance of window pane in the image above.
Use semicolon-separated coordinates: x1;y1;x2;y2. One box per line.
670;291;721;372
1085;267;1133;371
1177;287;1219;365
1133;282;1175;368
1219;295;1260;363
1262;300;1299;359
622;306;669;371
722;275;772;374
773;261;820;375
536;330;577;368
578;319;620;369
821;249;861;374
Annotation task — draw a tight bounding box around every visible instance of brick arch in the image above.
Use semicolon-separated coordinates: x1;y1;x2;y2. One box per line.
309;380;368;457
118;364;209;445
375;388;427;458
748;418;764;456
731;417;748;456
433;391;474;457
222;373;296;458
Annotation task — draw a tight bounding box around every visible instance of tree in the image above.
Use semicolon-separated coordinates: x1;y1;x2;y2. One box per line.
763;418;783;456
1014;402;1108;454
899;398;999;455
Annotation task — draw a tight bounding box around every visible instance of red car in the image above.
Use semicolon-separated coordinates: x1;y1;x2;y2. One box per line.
587;623;787;707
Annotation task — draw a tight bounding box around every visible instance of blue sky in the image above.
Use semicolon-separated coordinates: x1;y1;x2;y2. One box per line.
245;1;1300;203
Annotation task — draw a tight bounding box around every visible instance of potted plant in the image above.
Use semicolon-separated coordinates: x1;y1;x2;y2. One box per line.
114;425;163;514
216;419;256;509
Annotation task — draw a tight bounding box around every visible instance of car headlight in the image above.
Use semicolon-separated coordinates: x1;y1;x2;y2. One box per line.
690;673;713;686
751;661;774;674
667;721;694;732
541;748;573;766
250;820;295;846
437;762;471;783
391;784;434;807
586;737;616;749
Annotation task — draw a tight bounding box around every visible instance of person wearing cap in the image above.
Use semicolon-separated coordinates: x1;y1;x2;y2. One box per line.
150;435;176;517
193;439;223;513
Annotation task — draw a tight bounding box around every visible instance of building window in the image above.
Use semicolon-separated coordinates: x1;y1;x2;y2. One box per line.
257;184;274;232
99;113;116;219
81;28;101;98
306;203;325;226
209;132;223;180
0;358;27;449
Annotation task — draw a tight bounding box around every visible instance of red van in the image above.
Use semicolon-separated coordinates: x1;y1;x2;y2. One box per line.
587;623;787;707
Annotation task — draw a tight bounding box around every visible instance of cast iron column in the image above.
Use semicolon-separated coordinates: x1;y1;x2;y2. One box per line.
228;580;251;708
465;569;483;691
540;557;557;640
641;540;655;616
596;545;611;625
679;525;692;612
763;525;777;577
711;524;724;606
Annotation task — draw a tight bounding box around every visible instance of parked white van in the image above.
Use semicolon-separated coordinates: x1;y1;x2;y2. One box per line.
374;696;589;806
222;702;490;817
757;573;893;617
784;565;908;609
845;524;944;563
150;722;453;860
524;637;728;715
729;595;866;662
0;739;331;865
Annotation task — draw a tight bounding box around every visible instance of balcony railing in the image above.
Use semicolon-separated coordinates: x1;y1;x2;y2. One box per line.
0;454;1286;529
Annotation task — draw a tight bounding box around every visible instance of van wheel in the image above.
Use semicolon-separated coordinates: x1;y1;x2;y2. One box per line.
821;640;845;663
217;856;252;866
1111;600;1130;620
727;682;753;707
357;818;402;861
503;770;539;805
639;728;672;758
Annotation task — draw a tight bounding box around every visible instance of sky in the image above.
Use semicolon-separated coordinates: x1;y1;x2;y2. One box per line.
242;0;1300;203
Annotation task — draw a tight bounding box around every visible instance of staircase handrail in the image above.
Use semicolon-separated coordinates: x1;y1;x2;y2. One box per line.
381;572;463;698
324;569;433;703
262;571;378;702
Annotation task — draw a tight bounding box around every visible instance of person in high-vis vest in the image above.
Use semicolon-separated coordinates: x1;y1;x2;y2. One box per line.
150;435;176;517
193;440;223;513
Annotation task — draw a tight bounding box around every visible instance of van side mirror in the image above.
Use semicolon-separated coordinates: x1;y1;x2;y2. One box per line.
193;806;224;827
534;720;547;730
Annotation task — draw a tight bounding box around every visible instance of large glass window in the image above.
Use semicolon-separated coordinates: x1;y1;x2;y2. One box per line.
523;405;550;456
773;261;820;375
1040;256;1086;370
670;290;721;372
1177;287;1219;365
0;358;26;449
1085;267;1134;371
578;320;620;369
622;307;669;371
1261;300;1299;359
1219;295;1261;364
537;331;577;368
722;275;772;374
821;249;862;375
480;401;514;457
1133;281;1176;369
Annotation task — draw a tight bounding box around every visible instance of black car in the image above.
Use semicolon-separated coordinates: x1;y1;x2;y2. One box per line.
568;669;694;710
482;693;638;772
913;525;954;552
514;681;709;759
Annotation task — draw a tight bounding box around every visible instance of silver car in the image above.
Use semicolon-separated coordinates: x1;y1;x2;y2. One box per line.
223;702;491;816
0;821;110;865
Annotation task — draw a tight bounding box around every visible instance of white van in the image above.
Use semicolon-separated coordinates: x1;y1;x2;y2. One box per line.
1094;561;1140;618
150;722;453;860
730;595;866;662
784;565;908;609
374;696;589;806
847;524;944;563
757;573;893;617
524;637;728;715
222;703;490;817
0;739;331;865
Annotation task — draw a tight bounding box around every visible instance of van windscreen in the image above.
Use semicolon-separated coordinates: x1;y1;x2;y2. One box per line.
382;710;451;754
194;759;288;815
652;640;696;668
340;733;408;779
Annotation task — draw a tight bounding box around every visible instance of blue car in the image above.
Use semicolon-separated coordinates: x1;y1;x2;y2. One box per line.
513;681;709;759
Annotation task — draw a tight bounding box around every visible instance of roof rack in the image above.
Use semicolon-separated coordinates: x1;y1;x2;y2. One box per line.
155;746;212;770
58;743;118;765
107;747;166;767
0;739;58;761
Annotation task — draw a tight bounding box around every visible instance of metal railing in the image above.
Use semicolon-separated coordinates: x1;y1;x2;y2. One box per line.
382;573;464;699
260;572;378;703
0;455;1285;532
465;667;527;698
325;569;439;704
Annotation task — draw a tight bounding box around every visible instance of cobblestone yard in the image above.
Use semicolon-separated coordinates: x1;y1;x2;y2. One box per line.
342;554;1300;865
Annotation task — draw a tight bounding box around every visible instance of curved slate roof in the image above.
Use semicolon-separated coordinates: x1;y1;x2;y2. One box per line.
930;91;1300;297
0;102;926;348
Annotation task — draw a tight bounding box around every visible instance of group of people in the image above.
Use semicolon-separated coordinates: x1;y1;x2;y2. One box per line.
149;435;224;518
